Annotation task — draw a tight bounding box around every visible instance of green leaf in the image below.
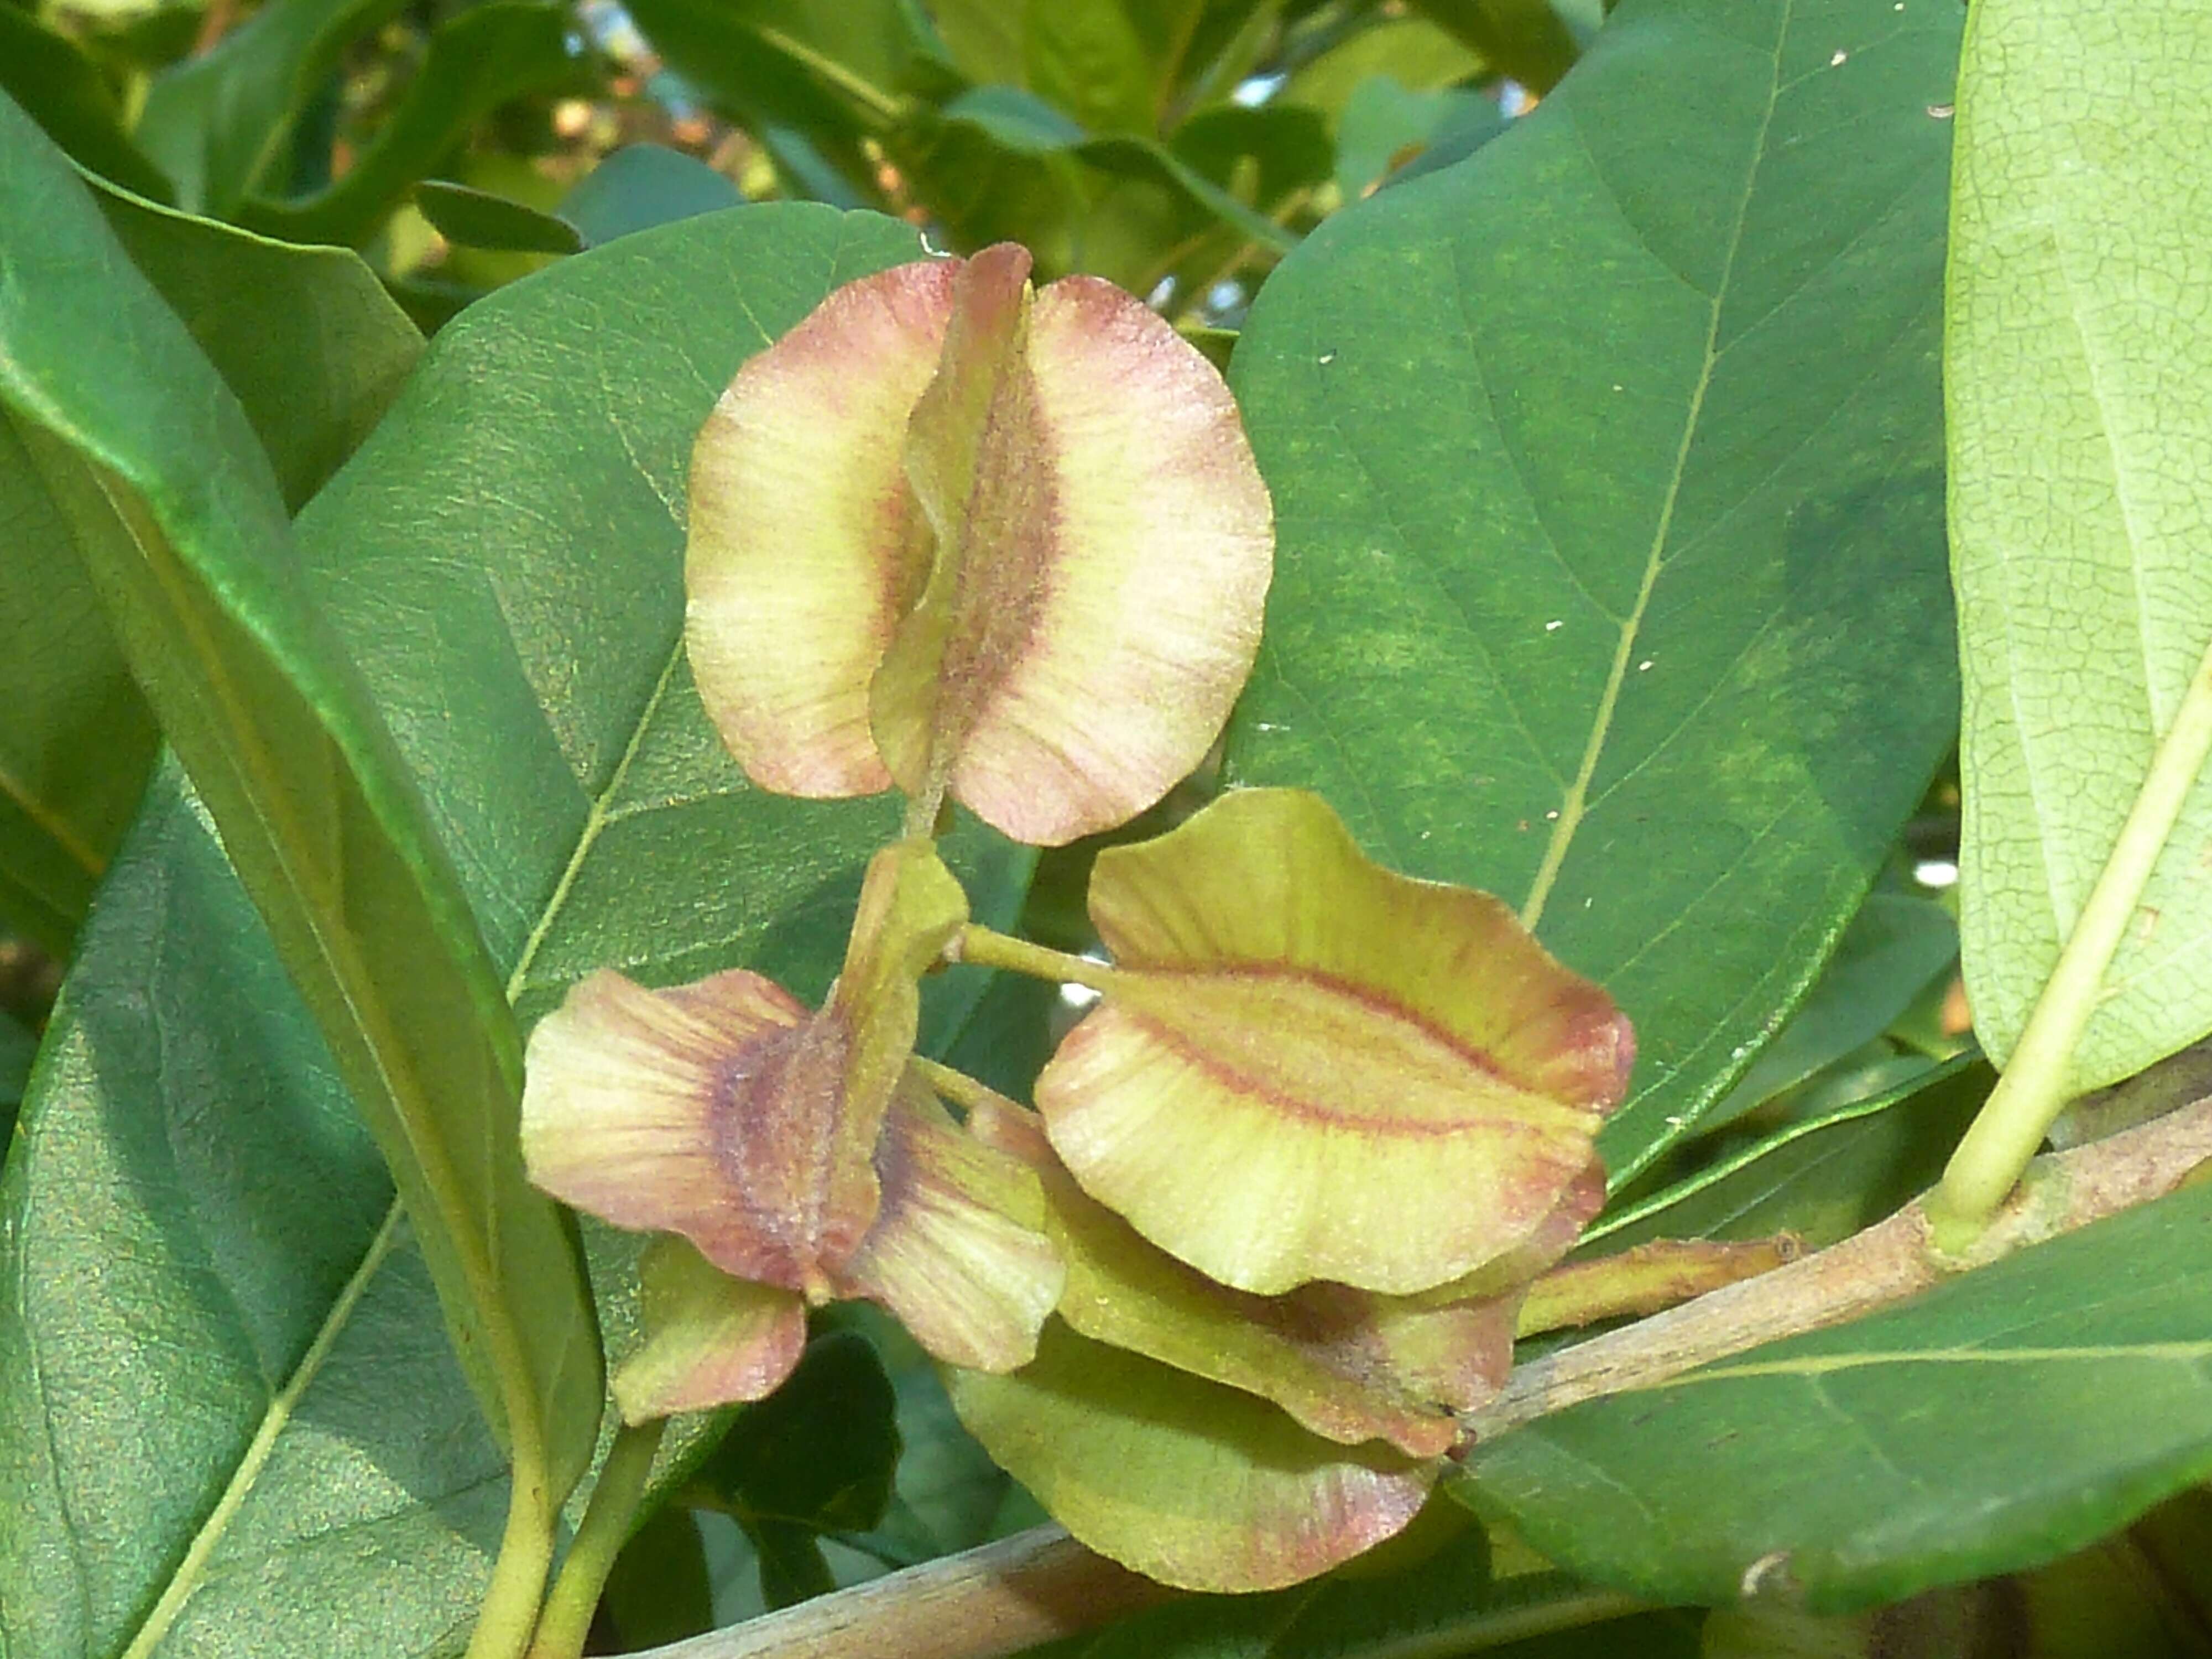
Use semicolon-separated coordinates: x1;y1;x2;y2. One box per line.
1461;1177;2212;1613
239;3;585;248
557;144;745;246
136;0;404;216
0;80;601;1559
1403;0;1579;94
932;86;1297;253
1702;890;1957;1131
0;773;510;1659
1223;0;1964;1185
1023;1;1156;135
0;1006;32;1144
0;437;158;955
416;180;587;256
1948;0;2212;1102
602;1505;716;1649
620;0;922;201
0;200;1030;1652
692;1331;901;1608
0;9;174;202
1584;1054;1989;1256
0;173;421;958
1331;75;1497;197
95;184;424;512
1282;17;1485;117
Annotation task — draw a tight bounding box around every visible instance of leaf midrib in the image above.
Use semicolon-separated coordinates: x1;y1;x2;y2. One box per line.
1516;8;1792;932
117;1205;404;1658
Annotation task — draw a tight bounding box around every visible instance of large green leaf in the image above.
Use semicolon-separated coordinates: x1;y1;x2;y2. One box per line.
239;3;584;248
1948;0;2212;1099
136;0;404;216
1462;1177;2212;1612
0;774;508;1659
0;93;601;1523
1224;0;1964;1183
0;175;421;958
0;201;1027;1655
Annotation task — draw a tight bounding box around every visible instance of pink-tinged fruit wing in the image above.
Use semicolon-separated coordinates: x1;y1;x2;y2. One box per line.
612;1237;808;1422
1039;789;1633;1296
687;257;954;797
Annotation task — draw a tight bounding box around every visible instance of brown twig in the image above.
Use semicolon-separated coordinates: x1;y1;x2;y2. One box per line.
1467;1094;2212;1436
632;1529;1170;1659
625;1096;2212;1659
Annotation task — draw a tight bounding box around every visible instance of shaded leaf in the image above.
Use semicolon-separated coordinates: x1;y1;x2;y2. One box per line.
136;0;403;216
1704;890;1957;1131
558;143;744;245
95;182;424;511
1024;1525;1695;1659
0;10;174;201
931;86;1298;254
693;1330;901;1608
1461;1178;2212;1611
1282;17;1484;117
415;180;586;255
1585;1054;1990;1256
602;1504;716;1649
1224;0;1964;1185
1404;0;1578;93
0;172;419;958
1948;0;2212;1098
240;2;584;247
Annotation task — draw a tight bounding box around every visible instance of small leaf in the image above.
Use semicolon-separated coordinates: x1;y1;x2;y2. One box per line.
559;144;745;245
1703;890;1958;1132
239;3;585;247
946;1320;1434;1592
930;86;1302;255
1039;788;1630;1295
415;179;586;255
0;12;175;202
137;0;403;215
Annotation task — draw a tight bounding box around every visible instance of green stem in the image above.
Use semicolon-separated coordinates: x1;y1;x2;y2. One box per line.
953;924;1118;992
1936;635;2212;1238
915;1055;1029;1118
466;1462;559;1659
751;23;907;124
526;1420;668;1659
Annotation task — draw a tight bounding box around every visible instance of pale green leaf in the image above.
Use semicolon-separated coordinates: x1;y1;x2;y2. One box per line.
1949;0;2212;1097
